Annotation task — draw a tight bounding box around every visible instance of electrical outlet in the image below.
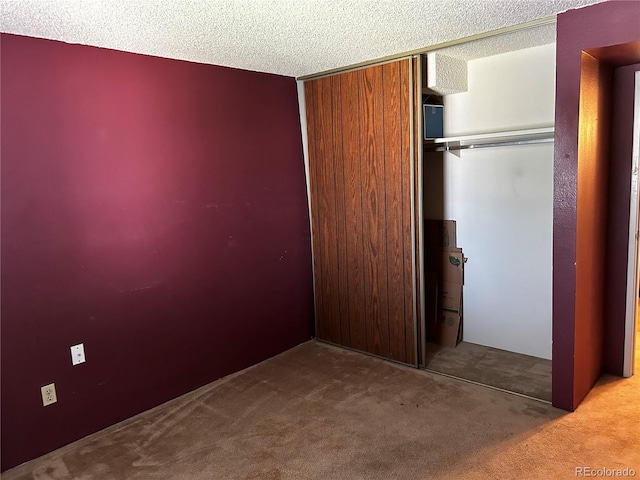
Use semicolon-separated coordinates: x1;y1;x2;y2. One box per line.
71;343;86;366
41;383;57;406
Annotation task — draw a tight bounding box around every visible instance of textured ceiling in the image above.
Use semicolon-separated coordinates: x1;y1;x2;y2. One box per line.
436;22;557;60
1;0;604;78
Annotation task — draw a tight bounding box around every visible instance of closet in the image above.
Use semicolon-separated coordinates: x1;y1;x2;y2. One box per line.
303;23;554;400
418;30;555;400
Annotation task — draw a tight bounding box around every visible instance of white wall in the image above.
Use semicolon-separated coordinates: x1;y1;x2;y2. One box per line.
424;43;555;359
443;44;556;135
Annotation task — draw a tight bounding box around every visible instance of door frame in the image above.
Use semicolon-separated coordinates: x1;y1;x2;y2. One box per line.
624;71;640;377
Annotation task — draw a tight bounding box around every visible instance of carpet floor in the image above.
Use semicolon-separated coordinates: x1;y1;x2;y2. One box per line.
424;341;552;401
3;339;639;480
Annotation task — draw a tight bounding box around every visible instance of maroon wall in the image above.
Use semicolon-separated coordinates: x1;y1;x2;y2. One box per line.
554;1;640;411
604;61;640;374
1;34;314;470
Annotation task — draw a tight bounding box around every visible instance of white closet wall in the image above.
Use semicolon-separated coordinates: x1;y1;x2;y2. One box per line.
424;43;555;359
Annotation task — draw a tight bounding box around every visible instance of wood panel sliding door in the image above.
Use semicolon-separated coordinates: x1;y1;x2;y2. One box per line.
304;58;416;365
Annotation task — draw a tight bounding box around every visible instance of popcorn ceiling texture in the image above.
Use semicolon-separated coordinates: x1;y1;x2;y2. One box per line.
1;0;604;77
425;23;559;95
435;22;559;61
426;52;468;95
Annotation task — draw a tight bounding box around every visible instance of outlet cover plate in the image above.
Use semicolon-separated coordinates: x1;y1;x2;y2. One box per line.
41;383;57;406
71;343;86;365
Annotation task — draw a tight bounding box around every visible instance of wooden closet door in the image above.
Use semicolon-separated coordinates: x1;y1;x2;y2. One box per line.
305;58;416;365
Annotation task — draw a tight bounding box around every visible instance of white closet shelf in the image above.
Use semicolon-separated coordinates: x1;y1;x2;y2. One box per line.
424;126;555;152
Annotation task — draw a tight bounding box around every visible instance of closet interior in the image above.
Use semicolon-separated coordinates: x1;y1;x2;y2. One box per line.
419;24;554;401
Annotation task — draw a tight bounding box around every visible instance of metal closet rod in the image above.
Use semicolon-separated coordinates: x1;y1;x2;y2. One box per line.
433;137;555;152
297;16;556;81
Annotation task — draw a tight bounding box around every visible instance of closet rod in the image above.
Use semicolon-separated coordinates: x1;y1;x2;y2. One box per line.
430;136;554;153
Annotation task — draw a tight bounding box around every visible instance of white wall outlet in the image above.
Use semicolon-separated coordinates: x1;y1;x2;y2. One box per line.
41;383;57;406
70;343;86;366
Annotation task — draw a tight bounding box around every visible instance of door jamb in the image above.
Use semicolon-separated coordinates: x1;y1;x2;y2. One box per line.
623;70;640;377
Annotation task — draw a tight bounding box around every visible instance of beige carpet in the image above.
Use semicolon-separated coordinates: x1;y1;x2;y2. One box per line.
424;341;552;402
3;339;639;480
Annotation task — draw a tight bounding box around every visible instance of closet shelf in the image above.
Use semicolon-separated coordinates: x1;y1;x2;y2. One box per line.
423;127;555;152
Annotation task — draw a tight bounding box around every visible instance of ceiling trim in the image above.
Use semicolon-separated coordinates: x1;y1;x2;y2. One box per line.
297;15;556;81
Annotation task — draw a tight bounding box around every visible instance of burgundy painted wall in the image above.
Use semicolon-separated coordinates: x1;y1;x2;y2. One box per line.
1;34;314;470
604;62;640;374
554;0;640;411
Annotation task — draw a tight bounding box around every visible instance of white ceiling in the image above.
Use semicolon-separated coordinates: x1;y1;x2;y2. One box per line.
1;0;604;78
